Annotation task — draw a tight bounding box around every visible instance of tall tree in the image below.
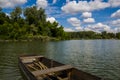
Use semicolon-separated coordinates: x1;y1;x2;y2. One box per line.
0;7;8;24
10;7;22;22
116;32;120;39
24;6;46;25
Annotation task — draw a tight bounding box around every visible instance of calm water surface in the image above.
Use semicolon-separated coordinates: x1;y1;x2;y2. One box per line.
0;40;120;80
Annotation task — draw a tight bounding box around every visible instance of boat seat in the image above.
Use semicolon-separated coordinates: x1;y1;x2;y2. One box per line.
20;56;43;63
32;65;73;77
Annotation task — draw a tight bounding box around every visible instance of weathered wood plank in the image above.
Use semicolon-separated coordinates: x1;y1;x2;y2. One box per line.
20;55;43;59
32;65;73;77
20;56;43;63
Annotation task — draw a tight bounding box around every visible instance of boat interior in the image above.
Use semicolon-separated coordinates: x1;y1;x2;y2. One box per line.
19;56;101;80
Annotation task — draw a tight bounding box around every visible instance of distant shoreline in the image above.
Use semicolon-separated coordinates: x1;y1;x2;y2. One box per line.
0;38;119;42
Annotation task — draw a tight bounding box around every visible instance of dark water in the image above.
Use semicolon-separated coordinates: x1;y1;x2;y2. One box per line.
0;40;120;80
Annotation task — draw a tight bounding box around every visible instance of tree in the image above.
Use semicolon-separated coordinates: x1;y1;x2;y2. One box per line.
0;7;2;11
56;26;66;39
24;6;46;25
116;32;120;39
0;6;66;40
0;8;9;24
10;7;22;22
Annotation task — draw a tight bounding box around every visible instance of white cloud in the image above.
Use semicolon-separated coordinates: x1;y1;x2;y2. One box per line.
82;12;92;18
111;9;120;18
83;18;95;23
115;28;120;32
53;0;57;4
67;17;83;31
67;17;81;27
36;0;48;9
0;0;27;8
111;19;120;27
84;27;93;31
5;13;10;17
66;0;70;3
64;28;74;32
61;1;110;13
109;0;120;7
75;27;83;31
85;23;112;33
46;17;57;23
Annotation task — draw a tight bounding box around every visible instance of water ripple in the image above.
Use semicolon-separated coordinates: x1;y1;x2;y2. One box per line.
0;40;120;80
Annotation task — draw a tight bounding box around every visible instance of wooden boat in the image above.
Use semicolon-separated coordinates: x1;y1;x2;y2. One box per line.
19;55;102;80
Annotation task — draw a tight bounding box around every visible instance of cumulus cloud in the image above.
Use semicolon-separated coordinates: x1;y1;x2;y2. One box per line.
75;27;83;31
115;28;120;32
83;18;95;23
67;17;81;27
0;0;27;8
111;9;120;18
61;1;110;13
111;19;120;27
85;23;112;33
109;0;120;7
46;17;57;23
66;0;70;3
82;12;92;18
64;28;74;32
53;0;57;4
36;0;48;9
84;27;93;31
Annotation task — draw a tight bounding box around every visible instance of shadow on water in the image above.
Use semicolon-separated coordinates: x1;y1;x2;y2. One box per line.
0;40;120;80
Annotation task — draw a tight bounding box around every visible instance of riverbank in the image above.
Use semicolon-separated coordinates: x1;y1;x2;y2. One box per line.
0;35;60;42
0;37;119;42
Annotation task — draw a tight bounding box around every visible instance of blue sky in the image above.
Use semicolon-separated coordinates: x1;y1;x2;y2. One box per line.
0;0;120;33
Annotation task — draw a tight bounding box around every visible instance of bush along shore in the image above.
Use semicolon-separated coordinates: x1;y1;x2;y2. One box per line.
0;35;60;42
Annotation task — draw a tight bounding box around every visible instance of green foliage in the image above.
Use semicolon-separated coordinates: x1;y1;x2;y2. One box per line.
101;31;116;39
66;31;117;39
10;7;22;22
24;6;46;25
0;9;10;25
67;31;96;39
0;6;65;40
116;32;120;39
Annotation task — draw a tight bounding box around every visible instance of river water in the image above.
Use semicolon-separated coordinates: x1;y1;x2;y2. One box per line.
0;40;120;80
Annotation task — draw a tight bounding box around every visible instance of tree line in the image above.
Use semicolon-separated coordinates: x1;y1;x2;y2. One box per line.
0;6;120;41
0;6;66;40
66;31;120;39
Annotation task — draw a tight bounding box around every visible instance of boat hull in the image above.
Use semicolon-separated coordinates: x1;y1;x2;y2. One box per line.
19;55;102;80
